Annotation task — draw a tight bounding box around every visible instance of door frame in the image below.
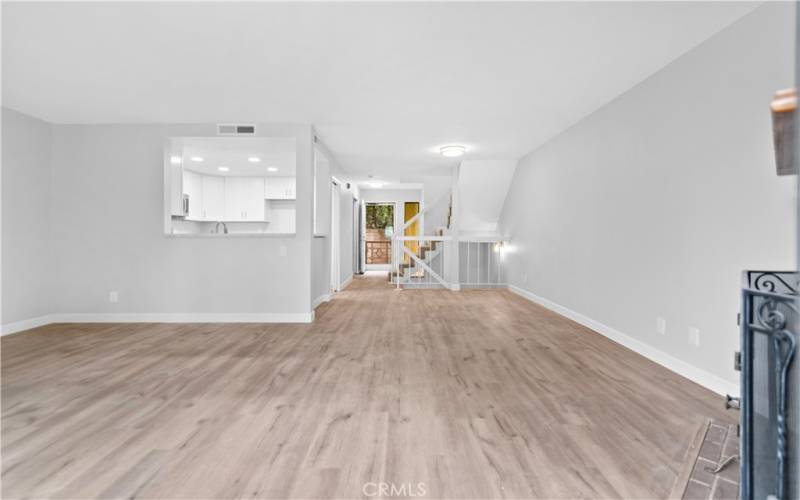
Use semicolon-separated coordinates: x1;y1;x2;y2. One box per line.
354;196;362;274
330;179;341;291
362;201;397;271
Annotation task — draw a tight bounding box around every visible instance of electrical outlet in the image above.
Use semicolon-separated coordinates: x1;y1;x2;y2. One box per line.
523;274;528;284
656;316;666;335
689;327;700;346
279;245;287;257
109;291;119;303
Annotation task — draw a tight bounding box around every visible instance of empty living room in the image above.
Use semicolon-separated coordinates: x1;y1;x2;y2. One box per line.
2;1;798;499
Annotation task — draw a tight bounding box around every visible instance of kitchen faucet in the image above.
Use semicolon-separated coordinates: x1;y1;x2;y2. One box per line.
214;221;228;234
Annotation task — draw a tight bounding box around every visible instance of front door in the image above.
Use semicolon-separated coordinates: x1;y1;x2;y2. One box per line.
364;202;394;269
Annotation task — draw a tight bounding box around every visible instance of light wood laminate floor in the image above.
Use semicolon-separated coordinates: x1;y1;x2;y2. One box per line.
2;275;732;499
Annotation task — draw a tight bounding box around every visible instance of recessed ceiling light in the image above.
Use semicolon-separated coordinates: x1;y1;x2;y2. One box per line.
248;157;261;163
267;167;279;172
170;156;182;165
440;145;466;157
191;156;204;162
217;166;230;172
366;181;385;188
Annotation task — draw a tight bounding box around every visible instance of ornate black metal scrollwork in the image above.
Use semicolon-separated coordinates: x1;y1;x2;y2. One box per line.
748;271;798;295
741;271;798;500
774;330;796;500
757;298;791;330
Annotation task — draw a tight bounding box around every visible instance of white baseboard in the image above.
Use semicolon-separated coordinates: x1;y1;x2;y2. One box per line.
508;284;738;397
340;274;354;290
54;313;315;324
312;293;332;309
1;315;54;336
1;312;315;335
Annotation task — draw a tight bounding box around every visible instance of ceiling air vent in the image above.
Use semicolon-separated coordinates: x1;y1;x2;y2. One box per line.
217;124;256;136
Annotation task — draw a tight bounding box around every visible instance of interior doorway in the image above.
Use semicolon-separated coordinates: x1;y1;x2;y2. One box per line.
364;202;394;270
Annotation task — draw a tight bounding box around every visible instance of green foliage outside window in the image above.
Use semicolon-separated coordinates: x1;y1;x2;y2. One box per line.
366;204;393;229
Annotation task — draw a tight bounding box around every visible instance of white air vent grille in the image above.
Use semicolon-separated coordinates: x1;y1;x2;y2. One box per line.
217;124;256;136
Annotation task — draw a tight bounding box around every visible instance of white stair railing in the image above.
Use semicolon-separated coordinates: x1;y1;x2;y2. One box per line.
395;235;449;288
458;239;507;288
391;191;452;289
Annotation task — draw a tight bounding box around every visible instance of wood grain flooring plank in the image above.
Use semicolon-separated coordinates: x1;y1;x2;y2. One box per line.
2;275;733;499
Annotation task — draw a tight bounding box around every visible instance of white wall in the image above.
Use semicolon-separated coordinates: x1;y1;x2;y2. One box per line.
47;122;315;320
498;2;796;394
459;160;516;236
309;136;354;305
311;236;329;305
2;108;53;328
421;175;452;235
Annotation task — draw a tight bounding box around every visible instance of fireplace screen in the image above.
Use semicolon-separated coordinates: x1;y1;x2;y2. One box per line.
740;271;798;500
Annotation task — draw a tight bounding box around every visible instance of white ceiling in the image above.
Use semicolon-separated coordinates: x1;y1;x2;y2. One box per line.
178;137;296;177
3;2;759;180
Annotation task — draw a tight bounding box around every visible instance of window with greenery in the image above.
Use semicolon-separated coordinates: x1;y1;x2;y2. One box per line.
366;204;394;229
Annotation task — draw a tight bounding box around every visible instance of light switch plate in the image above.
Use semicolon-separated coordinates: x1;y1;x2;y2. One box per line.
279;245;287;257
109;291;119;303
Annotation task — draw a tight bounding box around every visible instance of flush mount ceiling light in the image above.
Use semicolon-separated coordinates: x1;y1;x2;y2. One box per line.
190;156;204;162
366;181;385;188
267;167;279;172
440;145;466;158
217;166;230;172
169;156;182;165
248;157;261;163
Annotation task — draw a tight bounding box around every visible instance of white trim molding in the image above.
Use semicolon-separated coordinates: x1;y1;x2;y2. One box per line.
1;312;315;335
1;315;54;336
53;313;315;324
312;293;332;310
508;284;738;397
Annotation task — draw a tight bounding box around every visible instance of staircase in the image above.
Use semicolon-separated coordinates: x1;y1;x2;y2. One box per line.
388;186;453;289
389;227;447;287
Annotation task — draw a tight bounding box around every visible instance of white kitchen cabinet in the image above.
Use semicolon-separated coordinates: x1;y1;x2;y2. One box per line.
202;176;226;220
266;177;296;200
224;178;244;221
183;170;203;220
225;177;265;221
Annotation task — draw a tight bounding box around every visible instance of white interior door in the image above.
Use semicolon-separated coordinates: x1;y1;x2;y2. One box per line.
354;197;360;274
360;200;366;273
330;181;340;291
